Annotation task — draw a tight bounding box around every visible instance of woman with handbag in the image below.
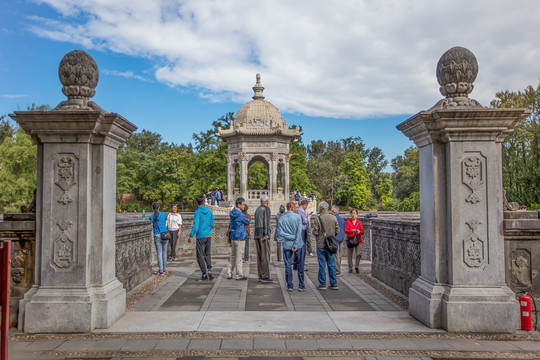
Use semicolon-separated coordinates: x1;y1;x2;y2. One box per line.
149;201;170;276
344;208;364;274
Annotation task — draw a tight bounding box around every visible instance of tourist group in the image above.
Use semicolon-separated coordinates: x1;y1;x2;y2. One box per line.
148;195;364;291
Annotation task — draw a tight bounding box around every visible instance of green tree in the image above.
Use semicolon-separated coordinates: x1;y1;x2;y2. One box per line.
307;137;367;206
366;147;391;203
340;151;372;209
289;127;312;194
0;127;37;212
391;146;419;201
491;82;540;206
0;115;16;144
248;161;268;189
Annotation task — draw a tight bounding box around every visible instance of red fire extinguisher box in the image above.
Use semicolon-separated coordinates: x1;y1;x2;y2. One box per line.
519;294;533;331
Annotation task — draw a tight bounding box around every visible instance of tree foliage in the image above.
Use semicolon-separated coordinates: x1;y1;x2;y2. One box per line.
491;82;540;206
391;146;419;201
0;121;37;212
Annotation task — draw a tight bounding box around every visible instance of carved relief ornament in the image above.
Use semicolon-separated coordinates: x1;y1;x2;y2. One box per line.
55;154;77;205
53;220;75;269
463;218;485;268
462;155;484;203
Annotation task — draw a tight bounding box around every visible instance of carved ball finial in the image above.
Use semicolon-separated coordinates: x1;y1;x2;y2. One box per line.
436;46;478;98
58;50;99;103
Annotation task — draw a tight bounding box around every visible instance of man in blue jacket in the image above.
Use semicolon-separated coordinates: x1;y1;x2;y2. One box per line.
188;194;214;281
331;205;346;276
227;197;250;280
276;201;304;291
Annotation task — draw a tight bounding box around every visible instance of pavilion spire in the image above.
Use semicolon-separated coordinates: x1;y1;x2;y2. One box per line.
252;73;265;100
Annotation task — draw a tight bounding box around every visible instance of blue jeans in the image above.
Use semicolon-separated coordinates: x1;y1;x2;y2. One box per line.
284;246;305;290
317;248;337;286
154;234;169;273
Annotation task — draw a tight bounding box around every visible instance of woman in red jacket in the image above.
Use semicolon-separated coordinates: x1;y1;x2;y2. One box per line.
344;208;364;273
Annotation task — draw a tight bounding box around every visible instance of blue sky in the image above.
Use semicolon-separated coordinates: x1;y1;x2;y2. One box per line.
2;1;540;171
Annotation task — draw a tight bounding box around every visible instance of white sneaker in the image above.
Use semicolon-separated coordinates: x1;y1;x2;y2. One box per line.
309;252;314;256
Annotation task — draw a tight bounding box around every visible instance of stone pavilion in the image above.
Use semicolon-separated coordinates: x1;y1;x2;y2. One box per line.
217;74;301;212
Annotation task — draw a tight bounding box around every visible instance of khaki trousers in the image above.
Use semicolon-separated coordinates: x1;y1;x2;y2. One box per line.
334;242;344;274
228;240;245;279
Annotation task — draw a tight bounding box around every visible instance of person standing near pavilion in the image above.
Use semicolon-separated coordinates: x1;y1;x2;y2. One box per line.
312;201;340;290
296;199;313;257
331;205;346;276
345;208;364;274
227;197;250;280
254;195;273;283
276;201;304;291
188;194;215;281
166;203;183;261
149;202;169;276
242;204;251;263
274;204;286;261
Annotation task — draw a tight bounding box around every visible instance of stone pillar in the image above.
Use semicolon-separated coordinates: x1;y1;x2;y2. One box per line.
284;155;291;201
239;153;248;199
226;154;233;201
269;153;278;201
10;50;136;333
397;47;530;333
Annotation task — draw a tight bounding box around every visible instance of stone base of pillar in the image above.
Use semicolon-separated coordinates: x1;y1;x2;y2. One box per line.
442;285;519;333
410;277;519;333
408;276;445;328
22;279;125;333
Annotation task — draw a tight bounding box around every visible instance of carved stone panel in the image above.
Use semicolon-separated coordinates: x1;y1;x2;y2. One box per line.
462;155;484;204
53;220;75;269
511;248;532;288
463;219;485;268
52;153;79;271
55;155;77;205
247;119;270;129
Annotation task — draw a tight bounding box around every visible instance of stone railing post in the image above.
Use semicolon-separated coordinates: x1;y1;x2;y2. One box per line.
10;50;136;333
397;47;530;332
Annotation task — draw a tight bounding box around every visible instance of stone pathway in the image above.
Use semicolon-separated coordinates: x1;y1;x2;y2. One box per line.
9;332;540;359
9;256;540;359
132;256;402;313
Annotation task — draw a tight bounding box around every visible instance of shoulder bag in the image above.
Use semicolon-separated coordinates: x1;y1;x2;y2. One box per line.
346;220;360;248
319;216;339;254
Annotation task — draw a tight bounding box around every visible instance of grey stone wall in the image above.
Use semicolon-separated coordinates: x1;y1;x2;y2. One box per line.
115;217;153;293
370;218;421;296
503;211;540;318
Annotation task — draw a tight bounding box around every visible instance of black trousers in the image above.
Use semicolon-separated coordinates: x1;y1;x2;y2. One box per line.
196;236;212;275
168;230;179;258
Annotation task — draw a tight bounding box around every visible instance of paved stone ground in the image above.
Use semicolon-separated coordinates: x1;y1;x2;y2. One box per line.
8;256;540;359
133;256;402;313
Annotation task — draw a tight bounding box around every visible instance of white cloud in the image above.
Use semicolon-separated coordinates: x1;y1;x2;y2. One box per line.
29;0;540;118
0;94;29;99
102;69;153;82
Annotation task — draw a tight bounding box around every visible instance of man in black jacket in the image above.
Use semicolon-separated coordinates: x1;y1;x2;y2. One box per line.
254;195;273;283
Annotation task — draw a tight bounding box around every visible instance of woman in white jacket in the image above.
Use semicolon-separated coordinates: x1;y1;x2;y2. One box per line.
167;204;183;261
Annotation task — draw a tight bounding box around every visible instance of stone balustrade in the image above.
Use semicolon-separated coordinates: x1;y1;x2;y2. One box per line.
369;211;539;327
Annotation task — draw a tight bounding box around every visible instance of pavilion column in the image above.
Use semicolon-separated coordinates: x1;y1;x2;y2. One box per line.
226;154;233;201
397;47;529;333
284;155;290;201
269;153;278;201
10;50;136;333
239;154;248;200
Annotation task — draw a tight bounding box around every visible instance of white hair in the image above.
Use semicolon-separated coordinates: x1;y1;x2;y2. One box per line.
331;205;339;213
261;195;270;204
318;201;329;211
